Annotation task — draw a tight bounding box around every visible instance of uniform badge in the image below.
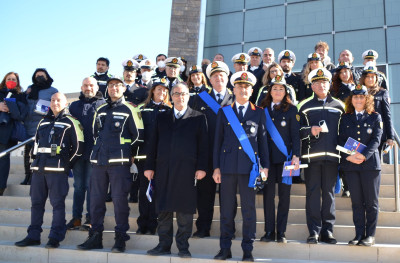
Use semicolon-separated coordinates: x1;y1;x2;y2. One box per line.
296;114;300;122
241;72;248;80
138;54;143;60
172;58;178;64
127;60;133;67
192;65;197;71
253;49;259;54
284;51;290;57
250;126;256;133
115;122;120;127
161;78;167;83
275;75;282;82
239;54;245;60
317;69;324;77
367;128;372;134
339;61;345;67
211;61;218;68
281;120;287;127
312;53;318;59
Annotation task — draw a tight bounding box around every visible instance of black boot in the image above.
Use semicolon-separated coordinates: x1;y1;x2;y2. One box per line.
111;232;126;253
20;173;31;185
0;188;5;196
77;231;103;250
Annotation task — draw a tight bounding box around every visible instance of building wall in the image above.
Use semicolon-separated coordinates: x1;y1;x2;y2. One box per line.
202;0;400;134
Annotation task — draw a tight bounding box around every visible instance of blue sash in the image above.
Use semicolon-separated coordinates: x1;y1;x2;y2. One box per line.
199;91;220;114
222;106;259;188
265;108;293;185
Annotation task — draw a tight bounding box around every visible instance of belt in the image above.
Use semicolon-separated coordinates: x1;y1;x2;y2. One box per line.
37;148;52;153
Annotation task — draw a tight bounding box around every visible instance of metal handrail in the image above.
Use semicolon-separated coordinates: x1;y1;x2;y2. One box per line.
0;137;34;158
393;129;400;212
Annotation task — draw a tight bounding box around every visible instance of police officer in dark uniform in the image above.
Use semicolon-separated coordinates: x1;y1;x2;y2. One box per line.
247;47;264;103
338;84;383;246
164;57;184;89
91;57;112;97
297;68;345;244
353;50;389;90
77;76;144;253
331;62;355;102
213;71;269;262
15;93;84;249
278;50;304;101
135;77;172;235
121;58;142;105
228;53;250;91
191;61;234;238
186;65;210;107
258;75;300;243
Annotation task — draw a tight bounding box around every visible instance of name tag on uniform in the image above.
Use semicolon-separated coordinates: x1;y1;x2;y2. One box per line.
54;124;65;128
113;116;125;119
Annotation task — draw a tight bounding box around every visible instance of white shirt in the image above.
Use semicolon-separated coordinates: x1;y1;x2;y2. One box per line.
213;88;227;101
355;110;365;115
152;100;161;105
235;101;249;116
271;102;281;111
174;107;188;119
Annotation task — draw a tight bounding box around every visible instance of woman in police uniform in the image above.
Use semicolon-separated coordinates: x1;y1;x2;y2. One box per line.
187;65;209;107
259;75;300;243
301;53;323;100
135;78;171;235
331;62;355;102
338;85;383;246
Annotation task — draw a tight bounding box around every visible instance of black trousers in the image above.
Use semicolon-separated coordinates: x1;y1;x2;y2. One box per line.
137;160;158;231
157;211;193;251
262;163;291;233
220;174;256;252
345;170;380;237
28;172;69;241
195;172;216;232
90;165;132;240
304;160;338;236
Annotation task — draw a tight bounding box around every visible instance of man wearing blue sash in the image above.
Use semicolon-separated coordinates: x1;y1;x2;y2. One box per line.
191;61;234;238
213;71;269;262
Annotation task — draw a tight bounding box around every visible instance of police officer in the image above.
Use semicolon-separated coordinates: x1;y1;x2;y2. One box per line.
135;77;172;235
301;53;324;100
338;84;383;246
164;57;184;89
190;61;234;238
258;75;300;243
247;47;264;103
297;68;345;244
354;50;389;90
213;71;269;262
121;58;141;105
77;76;144;253
187;65;210;107
91;57;112;97
228;53;250;91
138;59;155;89
278;50;304;101
15;93;84;249
331;62;355;102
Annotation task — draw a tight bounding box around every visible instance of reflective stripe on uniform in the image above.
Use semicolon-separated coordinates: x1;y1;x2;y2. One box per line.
302;106;343;114
44;167;65;172
37;147;61;154
31;167;39;170
112;112;129;117
39;122;51;127
302;152;341;159
109;158;130;163
90;160;98;163
120;137;132;144
54;122;71;128
134;155;146;159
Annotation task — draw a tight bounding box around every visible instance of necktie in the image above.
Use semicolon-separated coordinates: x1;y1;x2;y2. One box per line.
177;112;182;119
217;94;223;104
238;105;244;120
272;104;278;111
126;85;130;90
285;73;289;78
357;113;362;121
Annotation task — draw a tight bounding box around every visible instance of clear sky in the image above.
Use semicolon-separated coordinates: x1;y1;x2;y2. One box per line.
1;0;173;94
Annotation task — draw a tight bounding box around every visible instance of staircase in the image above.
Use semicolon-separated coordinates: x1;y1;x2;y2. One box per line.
1;157;400;262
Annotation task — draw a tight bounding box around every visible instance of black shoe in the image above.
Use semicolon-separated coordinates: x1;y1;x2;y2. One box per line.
15;237;40;247
128;196;138;203
45;238;60;249
192;230;210;238
136;228;147;235
0;188;5;196
306;235;319;244
77;231;103;250
348;235;363;245
79;216;91;231
111;232;126;253
214;249;232;260
341;190;350;198
105;192;112;202
148;228;156;235
20;173;31;185
260;232;275;242
147;244;171;256
358;236;375;246
178;249;192;258
320;232;337;244
277;232;287;243
66;218;81;230
242;251;254;262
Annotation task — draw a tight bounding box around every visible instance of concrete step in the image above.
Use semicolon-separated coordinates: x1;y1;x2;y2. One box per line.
1;234;400;263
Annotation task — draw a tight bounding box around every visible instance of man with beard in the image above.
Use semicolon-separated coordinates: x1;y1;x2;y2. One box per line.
91;57;112;97
278;50;304;101
21;68;58;185
66;77;106;231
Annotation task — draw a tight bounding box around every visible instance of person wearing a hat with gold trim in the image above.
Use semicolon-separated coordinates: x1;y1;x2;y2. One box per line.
187;65;210;107
164;57;184;89
213;71;269;261
121;59;141;106
354;50;388;90
190;61;234;239
228;53;250;91
338;84;383;246
331;61;356;102
301;53;324;100
359;63;394;152
297;68;345;244
247;47;264;103
278;50;303;101
258;75;300;243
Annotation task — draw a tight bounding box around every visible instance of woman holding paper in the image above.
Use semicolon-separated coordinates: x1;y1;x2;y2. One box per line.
259;75;300;243
0;72;27;195
338;84;383;246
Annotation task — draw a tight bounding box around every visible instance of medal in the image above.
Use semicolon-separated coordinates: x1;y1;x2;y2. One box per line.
250;126;256;133
115;122;120;128
364;123;367;127
367;128;372;134
281;120;286;127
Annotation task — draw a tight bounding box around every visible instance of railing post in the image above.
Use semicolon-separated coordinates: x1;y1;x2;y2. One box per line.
394;143;399;212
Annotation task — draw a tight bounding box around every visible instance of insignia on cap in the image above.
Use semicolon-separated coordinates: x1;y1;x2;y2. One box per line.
275;75;282;82
172;58;178;63
145;60;151;65
368;51;374;56
181;56;185;60
191;65;197;71
253;49;259;54
284;51;290;57
356;84;362;90
239;54;245;60
317;69;324;77
161;78;167;84
241;72;248;80
312;53;318;58
339;62;345;66
138;54;143;60
127;60;133;67
211;62;218;68
367;66;374;71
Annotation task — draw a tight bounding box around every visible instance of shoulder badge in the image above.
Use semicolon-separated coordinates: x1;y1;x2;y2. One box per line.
296;114;300;122
380;121;383;129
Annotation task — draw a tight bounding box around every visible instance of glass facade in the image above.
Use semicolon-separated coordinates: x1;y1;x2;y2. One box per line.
202;0;400;133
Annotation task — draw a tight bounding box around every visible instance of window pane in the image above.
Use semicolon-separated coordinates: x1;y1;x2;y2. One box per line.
385;0;400;26
286;34;333;72
244;6;285;42
243;39;285;59
334;0;384;31
204;12;243;47
245;0;283;9
206;0;244;16
286;0;332;37
387;26;400;64
334;29;386;66
203;44;242;71
388;65;400;103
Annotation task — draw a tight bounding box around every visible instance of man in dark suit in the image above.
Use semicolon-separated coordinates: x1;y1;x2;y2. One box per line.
278;50;304;101
144;83;208;258
213;71;269;262
191;61;235;238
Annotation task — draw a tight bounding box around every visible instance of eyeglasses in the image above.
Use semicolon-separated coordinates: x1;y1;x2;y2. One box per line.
172;92;189;97
108;83;124;88
270;70;279;74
